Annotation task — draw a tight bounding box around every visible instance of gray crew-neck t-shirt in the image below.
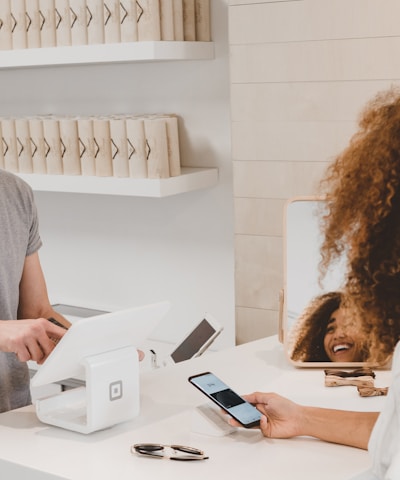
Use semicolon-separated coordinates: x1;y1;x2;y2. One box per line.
0;169;42;412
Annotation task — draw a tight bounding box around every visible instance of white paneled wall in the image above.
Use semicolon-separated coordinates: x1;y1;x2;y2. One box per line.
229;0;400;343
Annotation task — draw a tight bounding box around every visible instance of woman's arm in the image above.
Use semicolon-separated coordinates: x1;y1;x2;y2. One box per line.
301;404;379;449
230;392;379;450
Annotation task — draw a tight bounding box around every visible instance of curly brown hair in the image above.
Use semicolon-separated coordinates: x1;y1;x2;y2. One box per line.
318;87;400;363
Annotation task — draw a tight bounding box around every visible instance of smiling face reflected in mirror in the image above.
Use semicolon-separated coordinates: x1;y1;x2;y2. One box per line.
287;290;369;364
324;307;364;363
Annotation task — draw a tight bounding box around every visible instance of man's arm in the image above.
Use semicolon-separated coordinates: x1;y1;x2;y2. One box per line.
0;252;68;363
17;252;71;329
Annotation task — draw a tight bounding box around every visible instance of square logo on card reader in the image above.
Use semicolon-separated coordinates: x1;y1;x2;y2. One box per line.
109;380;123;401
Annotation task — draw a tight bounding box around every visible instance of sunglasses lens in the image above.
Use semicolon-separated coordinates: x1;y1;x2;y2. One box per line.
170;456;209;461
171;445;203;455
134;444;164;453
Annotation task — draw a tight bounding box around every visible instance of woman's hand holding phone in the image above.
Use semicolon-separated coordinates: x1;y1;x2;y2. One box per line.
188;372;262;428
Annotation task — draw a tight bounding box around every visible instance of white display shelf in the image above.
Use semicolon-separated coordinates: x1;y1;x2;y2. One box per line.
17;167;218;197
0;41;214;69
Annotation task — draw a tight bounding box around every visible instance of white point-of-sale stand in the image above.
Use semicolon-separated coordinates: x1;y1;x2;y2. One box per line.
35;346;139;434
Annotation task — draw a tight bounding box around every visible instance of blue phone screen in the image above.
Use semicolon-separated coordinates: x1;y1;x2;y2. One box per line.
190;372;261;427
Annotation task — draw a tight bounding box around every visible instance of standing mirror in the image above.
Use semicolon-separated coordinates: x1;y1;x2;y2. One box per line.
282;196;384;367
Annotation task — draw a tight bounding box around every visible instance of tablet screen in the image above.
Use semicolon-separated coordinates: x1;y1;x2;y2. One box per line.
171;319;217;362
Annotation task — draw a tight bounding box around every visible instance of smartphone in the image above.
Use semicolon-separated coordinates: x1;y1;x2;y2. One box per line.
166;314;223;364
188;371;261;428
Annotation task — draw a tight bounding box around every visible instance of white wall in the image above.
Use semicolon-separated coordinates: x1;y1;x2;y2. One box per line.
1;1;234;348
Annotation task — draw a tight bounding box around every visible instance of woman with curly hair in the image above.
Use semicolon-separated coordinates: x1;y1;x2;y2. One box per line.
318;88;400;366
228;87;400;477
289;291;369;362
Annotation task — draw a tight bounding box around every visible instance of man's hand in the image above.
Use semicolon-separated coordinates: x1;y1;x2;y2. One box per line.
0;318;67;364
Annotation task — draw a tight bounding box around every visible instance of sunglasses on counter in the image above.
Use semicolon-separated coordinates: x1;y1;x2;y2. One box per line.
131;443;209;461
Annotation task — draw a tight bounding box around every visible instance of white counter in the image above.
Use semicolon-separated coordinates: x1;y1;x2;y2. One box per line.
0;336;391;479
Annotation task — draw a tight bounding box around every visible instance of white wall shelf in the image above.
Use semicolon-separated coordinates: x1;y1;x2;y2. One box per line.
17;167;218;197
0;41;214;69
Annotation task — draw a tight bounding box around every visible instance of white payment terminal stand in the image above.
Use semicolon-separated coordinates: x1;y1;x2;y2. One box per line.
31;301;171;434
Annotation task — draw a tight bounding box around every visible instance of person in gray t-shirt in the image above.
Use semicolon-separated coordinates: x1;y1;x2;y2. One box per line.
0;169;69;413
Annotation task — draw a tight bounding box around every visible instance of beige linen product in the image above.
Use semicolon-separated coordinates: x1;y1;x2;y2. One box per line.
28;117;47;174
195;0;211;41
172;0;184;41
0;122;4;169
119;0;138;42
26;0;41;49
86;0;105;45
77;117;96;176
125;116;147;178
144;117;170;179
59;117;81;175
160;0;174;41
54;0;72;47
69;0;88;46
137;0;161;41
159;114;181;177
11;0;27;50
103;0;121;44
15;118;33;173
39;0;57;48
145;114;181;177
0;2;12;50
42;115;63;174
92;116;113;176
1;118;19;173
183;0;196;41
109;116;129;177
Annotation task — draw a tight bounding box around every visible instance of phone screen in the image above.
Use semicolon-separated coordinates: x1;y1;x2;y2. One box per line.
188;372;261;428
